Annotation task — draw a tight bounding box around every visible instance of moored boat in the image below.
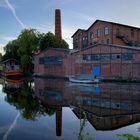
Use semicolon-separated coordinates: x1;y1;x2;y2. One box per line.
2;59;24;77
3;69;24;77
69;74;99;84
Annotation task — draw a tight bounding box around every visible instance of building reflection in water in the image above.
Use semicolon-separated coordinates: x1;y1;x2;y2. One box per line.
34;78;140;132
3;77;140;137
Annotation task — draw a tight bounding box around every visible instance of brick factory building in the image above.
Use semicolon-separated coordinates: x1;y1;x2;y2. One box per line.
70;44;140;80
34;9;70;78
70;20;140;81
34;48;70;78
72;20;140;49
34;10;140;80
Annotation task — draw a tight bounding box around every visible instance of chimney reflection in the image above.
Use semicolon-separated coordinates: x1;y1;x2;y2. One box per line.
56;107;62;136
34;78;140;133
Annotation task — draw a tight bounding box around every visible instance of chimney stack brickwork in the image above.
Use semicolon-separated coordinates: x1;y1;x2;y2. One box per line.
55;9;62;40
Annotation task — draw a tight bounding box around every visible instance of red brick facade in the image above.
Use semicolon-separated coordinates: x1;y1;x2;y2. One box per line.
72;20;140;50
70;44;140;80
34;20;140;80
34;48;69;77
34;44;140;80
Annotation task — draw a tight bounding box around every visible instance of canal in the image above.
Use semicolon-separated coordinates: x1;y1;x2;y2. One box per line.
0;78;140;140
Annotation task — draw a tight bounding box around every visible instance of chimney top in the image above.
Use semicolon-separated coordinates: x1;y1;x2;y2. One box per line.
55;9;62;40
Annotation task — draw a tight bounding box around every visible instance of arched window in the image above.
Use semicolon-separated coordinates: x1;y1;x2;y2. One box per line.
104;27;109;35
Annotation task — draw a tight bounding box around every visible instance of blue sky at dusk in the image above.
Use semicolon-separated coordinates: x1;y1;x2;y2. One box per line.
0;0;140;53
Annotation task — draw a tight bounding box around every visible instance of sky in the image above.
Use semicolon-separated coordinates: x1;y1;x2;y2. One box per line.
0;0;140;54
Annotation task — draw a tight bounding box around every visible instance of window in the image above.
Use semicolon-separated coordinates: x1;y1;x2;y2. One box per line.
122;53;133;61
91;54;100;61
104;27;109;35
83;54;91;61
131;29;134;38
116;28;120;34
101;54;110;61
97;29;100;37
90;32;93;39
101;40;104;44
39;57;44;64
83;37;85;40
87;55;91;61
107;39;110;44
111;54;121;61
39;56;63;65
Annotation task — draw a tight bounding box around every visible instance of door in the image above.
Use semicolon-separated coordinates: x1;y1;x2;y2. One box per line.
92;67;100;77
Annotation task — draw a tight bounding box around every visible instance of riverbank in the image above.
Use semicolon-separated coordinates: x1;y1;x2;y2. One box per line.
33;74;140;83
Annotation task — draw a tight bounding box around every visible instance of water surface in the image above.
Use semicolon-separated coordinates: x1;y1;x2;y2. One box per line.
1;78;140;140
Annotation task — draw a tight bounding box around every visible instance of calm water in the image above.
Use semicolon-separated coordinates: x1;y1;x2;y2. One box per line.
0;78;140;140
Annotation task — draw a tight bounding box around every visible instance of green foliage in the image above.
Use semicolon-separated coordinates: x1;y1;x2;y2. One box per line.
2;28;69;72
138;127;140;132
20;55;30;70
17;29;40;71
4;81;56;120
2;39;20;61
39;32;69;51
116;125;140;140
116;134;139;140
17;29;39;55
78;111;93;140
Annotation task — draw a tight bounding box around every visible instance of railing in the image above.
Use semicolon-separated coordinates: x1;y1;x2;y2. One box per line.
116;32;134;46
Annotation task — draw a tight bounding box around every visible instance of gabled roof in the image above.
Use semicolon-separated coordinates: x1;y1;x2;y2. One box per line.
87;20;140;31
71;29;87;38
72;20;140;38
70;44;140;54
34;47;70;56
2;58;19;63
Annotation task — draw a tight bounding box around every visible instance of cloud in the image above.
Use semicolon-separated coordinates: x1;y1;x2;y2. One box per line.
0;35;16;54
0;36;16;42
3;112;20;140
0;44;5;55
4;0;25;28
73;11;96;23
62;26;76;49
31;23;53;33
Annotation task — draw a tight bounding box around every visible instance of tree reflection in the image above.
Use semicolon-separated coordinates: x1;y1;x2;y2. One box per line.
4;80;56;121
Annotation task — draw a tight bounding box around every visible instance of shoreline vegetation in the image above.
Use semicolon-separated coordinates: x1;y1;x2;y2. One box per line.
1;29;69;75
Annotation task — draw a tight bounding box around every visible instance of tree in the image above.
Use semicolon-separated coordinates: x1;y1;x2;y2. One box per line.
39;32;69;51
2;29;69;73
2;39;20;61
17;29;40;71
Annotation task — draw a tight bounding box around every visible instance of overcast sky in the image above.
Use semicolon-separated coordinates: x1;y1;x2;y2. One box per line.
0;0;140;53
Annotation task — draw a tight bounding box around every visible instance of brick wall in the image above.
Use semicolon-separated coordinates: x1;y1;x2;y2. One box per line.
71;44;140;79
72;20;140;50
34;49;69;77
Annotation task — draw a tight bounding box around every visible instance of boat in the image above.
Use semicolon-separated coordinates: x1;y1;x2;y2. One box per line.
2;77;23;85
2;77;23;94
2;59;24;77
3;69;24;77
69;77;99;84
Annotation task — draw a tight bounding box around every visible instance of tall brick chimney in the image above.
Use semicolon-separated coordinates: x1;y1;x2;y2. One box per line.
55;9;62;40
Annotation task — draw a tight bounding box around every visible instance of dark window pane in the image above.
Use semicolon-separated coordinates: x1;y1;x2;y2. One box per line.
122;53;133;61
101;54;110;61
111;54;121;61
39;57;44;64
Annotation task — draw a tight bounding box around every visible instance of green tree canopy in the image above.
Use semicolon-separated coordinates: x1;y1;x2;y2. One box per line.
2;28;69;73
39;32;69;51
17;29;40;71
2;39;20;61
